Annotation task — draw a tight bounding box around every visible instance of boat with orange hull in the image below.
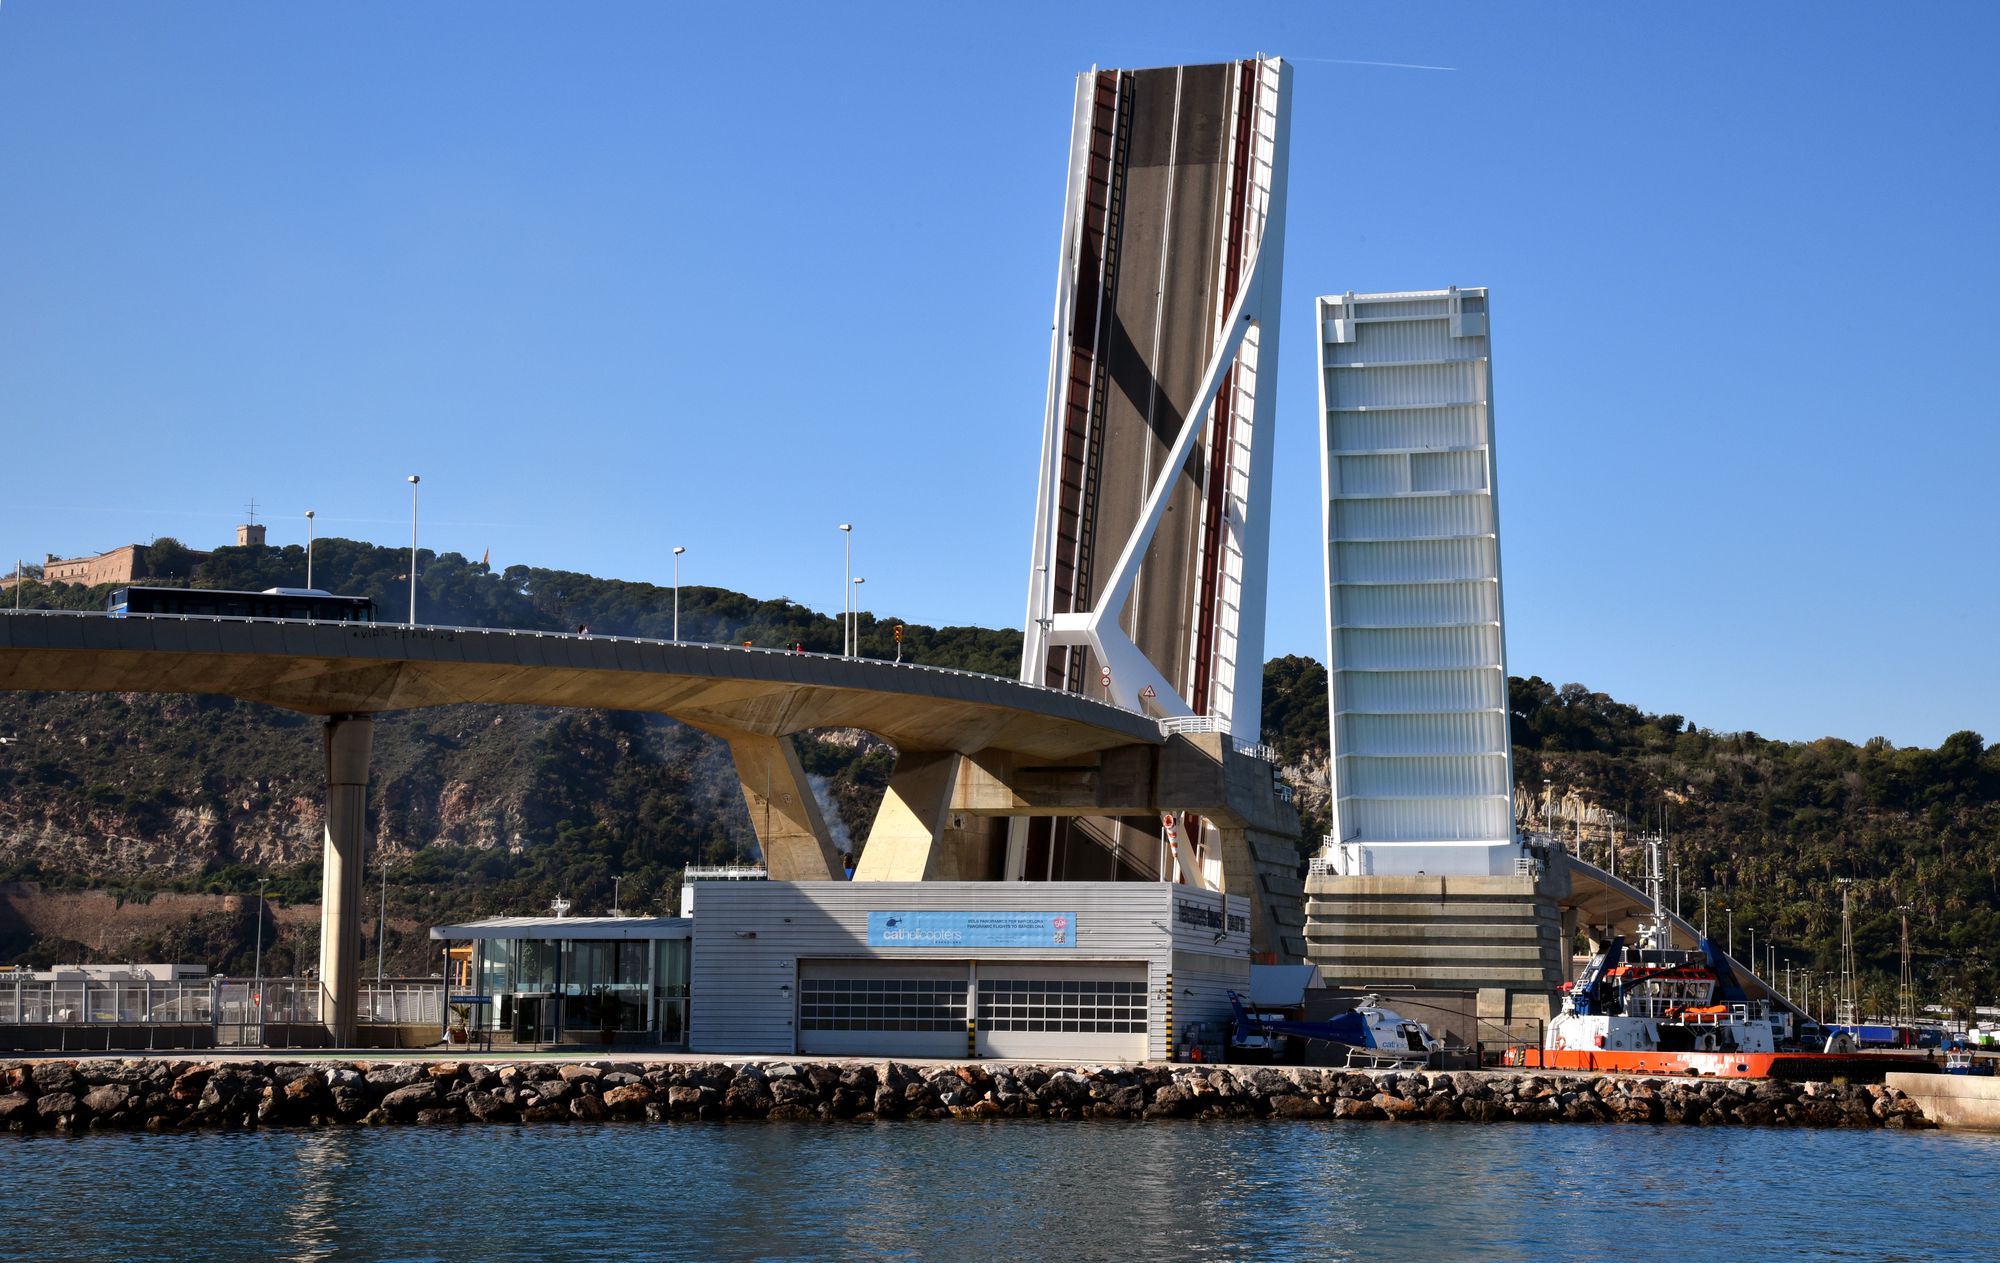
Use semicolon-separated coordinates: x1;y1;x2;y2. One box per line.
1507;1045;1933;1082
1513;893;1933;1082
1509;838;1937;1081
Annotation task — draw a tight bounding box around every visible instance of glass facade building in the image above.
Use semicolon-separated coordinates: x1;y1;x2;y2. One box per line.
430;917;691;1047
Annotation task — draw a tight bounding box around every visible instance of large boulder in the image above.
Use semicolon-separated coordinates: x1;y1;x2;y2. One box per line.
83;1084;131;1115
1269;1094;1330;1119
602;1084;655;1114
35;1091;79;1121
380;1083;440;1116
364;1063;425;1090
32;1063;83;1096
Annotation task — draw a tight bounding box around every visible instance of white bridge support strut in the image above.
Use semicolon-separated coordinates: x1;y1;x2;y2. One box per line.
1041;248;1265;719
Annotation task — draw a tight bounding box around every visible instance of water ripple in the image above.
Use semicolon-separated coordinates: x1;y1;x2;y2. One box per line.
1;1121;1995;1262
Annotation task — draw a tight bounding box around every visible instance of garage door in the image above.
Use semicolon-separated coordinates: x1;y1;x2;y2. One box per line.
975;963;1148;1062
796;960;969;1058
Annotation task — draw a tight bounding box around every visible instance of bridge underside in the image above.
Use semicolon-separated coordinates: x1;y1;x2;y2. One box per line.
0;614;1306;1040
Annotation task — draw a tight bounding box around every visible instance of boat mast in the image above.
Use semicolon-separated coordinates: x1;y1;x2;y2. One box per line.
1642;834;1667;951
1836;878;1859;1027
1896;904;1916;1028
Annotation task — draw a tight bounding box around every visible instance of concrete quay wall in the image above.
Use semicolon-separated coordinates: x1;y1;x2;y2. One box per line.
0;1058;1933;1133
1886;1071;2000;1131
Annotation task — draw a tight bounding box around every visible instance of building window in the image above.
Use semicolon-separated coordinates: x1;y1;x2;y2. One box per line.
798;978;967;1032
977;979;1146;1034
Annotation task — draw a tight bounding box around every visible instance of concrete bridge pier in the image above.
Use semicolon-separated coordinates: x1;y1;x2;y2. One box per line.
1213;824;1307;963
854;751;970;880
319;714;373;1046
722;733;842;880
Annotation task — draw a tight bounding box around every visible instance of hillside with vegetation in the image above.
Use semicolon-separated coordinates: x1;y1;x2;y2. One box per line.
1506;677;1999;1017
2;542;1994;1011
1256;660;2000;1015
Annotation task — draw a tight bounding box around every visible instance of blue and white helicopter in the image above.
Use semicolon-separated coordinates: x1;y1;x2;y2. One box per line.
1226;991;1442;1067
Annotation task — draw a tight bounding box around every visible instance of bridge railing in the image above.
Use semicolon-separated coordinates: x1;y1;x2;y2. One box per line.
358;982;443;1026
0;976;442;1028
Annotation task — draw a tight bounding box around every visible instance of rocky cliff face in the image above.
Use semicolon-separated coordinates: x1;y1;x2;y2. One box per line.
0;689;890;966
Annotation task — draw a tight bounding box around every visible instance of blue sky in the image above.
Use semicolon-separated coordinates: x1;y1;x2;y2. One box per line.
2;3;1995;747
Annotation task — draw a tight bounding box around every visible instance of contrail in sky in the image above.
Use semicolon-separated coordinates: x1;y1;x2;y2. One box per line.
1293;57;1459;72
14;505;519;529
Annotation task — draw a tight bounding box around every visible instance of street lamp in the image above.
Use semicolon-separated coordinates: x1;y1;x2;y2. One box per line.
304;510;316;590
672;546;686;642
406;475;421;626
852;577;866;655
838;524;853;656
1726;906;1734;958
377;860;390;990
252;876;269;1029
611;875;624;917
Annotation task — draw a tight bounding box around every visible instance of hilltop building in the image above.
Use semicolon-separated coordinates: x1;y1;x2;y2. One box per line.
3;524;265;590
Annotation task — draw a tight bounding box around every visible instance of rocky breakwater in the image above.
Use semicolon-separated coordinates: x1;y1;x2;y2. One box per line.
0;1060;1934;1133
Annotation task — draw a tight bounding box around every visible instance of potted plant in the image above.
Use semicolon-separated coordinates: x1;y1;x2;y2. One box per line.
447;1003;471;1044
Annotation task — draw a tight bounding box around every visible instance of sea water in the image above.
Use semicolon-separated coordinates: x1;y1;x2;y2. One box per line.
2;1120;1995;1262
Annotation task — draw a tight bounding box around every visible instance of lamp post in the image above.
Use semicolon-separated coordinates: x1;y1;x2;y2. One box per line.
672;546;686;642
1749;926;1756;977
838;524;853;655
304;510;316;590
611;875;624;917
377;860;389;991
406;475;421;626
252;876;269;1032
852;577;865;656
1726;906;1734;959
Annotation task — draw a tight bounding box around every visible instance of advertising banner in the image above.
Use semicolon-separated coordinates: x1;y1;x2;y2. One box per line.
867;911;1077;949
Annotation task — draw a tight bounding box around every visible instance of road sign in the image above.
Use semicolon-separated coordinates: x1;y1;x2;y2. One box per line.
1139;684;1157;700
1100;666;1111;686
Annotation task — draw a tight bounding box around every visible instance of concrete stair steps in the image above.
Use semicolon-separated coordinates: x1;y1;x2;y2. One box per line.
1308;942;1554;964
1305;900;1560;921
1307;969;1562;987
1305;923;1553;943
